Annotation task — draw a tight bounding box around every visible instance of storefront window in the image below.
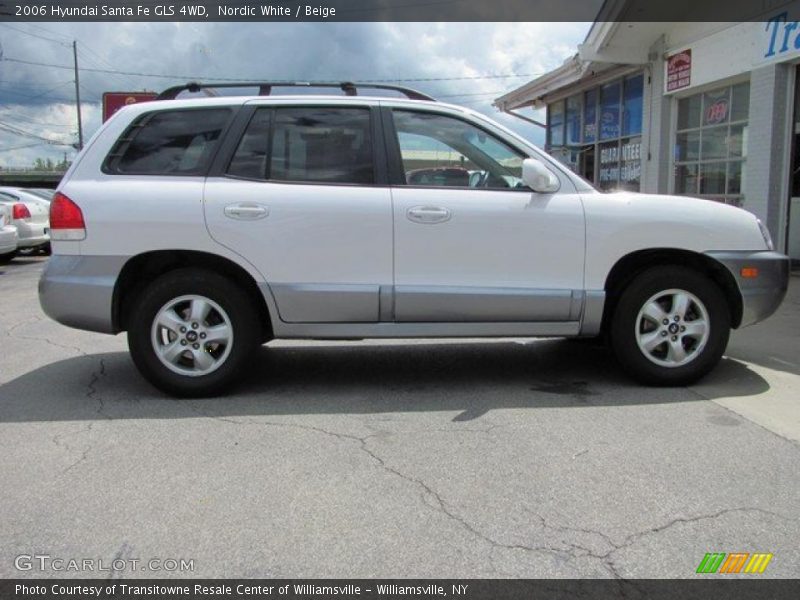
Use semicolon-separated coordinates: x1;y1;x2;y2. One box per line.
623;74;644;137
584;89;597;143
674;81;749;206
548;101;564;147
565;95;581;145
599;82;621;140
546;72;644;191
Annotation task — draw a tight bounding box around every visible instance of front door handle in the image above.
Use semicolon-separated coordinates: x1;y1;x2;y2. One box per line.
407;206;452;224
223;203;269;220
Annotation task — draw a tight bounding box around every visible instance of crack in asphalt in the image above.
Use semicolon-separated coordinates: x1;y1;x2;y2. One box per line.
4;314;89;358
529;505;795;579
58;358;110;474
178;405;572;566
179;404;795;577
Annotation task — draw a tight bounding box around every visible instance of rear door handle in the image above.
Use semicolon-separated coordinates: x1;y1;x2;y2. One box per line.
223;203;269;220
407;206;452;224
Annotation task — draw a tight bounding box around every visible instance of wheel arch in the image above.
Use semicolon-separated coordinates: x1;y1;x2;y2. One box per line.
113;249;273;341
601;248;743;334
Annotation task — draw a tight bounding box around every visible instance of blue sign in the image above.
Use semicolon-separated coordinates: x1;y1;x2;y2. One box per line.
764;12;800;59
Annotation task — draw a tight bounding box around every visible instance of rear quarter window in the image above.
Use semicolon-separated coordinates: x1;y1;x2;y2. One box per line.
103;108;232;176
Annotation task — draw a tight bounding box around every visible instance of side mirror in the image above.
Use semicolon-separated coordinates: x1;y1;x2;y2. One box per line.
522;158;560;193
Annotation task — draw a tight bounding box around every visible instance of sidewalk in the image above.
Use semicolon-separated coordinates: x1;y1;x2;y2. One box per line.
693;274;800;443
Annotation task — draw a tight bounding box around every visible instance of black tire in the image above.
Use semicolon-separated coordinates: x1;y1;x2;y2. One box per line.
0;251;16;264
127;268;260;397
610;266;730;386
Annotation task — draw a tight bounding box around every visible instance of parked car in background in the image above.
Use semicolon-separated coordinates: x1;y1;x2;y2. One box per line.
0;187;51;257
38;81;789;396
0;204;19;264
24;188;55;203
406;166;471;186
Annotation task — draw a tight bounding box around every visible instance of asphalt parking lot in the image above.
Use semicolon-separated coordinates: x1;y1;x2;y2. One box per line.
0;257;798;579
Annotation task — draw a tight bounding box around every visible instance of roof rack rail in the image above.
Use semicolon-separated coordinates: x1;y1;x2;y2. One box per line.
155;81;436;101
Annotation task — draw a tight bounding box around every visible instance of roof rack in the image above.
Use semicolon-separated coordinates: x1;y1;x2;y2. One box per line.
156;81;436;102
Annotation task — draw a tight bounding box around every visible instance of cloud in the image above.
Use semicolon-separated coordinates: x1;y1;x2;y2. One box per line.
0;21;590;167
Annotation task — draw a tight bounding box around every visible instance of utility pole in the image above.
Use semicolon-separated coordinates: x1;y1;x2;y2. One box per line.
72;40;84;151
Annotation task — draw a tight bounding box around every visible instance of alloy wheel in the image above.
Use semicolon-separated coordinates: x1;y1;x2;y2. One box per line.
150;294;234;377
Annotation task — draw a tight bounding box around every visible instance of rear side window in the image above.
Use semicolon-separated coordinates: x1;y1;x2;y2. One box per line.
227;107;374;184
104;108;231;175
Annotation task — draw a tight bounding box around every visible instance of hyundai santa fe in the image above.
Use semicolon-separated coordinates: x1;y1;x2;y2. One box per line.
39;81;789;396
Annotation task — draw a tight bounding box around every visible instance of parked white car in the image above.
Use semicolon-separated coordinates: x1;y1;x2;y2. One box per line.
23;188;55;203
0;204;18;263
39;82;789;396
0;187;50;257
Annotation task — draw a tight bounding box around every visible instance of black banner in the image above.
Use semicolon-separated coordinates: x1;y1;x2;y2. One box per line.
0;0;798;22
3;579;800;600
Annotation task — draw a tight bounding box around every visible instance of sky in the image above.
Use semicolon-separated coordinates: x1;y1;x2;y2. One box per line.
0;21;591;168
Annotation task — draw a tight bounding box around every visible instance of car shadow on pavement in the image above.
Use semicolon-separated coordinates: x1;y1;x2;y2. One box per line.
0;256;47;274
0;339;771;423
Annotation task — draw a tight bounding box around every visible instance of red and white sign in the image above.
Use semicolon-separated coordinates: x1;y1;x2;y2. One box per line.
705;98;729;124
666;49;692;92
102;92;157;122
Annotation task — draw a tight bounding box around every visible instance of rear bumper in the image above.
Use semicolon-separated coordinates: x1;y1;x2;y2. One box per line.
0;226;18;255
15;222;49;247
17;233;49;248
39;255;128;334
706;250;790;328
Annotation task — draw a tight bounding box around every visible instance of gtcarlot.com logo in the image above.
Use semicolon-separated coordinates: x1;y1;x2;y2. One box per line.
14;554;195;573
696;552;773;574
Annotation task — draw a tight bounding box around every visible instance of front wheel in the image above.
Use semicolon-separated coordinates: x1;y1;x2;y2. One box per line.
610;266;730;386
128;269;260;397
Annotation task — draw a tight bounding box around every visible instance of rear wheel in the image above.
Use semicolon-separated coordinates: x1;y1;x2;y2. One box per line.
610;266;730;386
128;268;260;397
0;251;16;264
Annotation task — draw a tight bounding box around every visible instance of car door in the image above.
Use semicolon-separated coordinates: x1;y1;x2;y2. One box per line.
204;103;393;323
385;106;586;322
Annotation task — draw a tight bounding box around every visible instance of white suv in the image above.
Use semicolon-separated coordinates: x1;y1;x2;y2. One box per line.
39;82;789;396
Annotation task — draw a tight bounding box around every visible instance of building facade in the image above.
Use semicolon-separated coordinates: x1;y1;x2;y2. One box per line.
495;6;800;262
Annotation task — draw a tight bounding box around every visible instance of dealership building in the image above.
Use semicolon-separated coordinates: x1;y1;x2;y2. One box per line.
495;5;800;263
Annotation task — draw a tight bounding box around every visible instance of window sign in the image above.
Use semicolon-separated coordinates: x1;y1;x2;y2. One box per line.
703;88;730;126
620;137;642;191
599;141;620;187
666;49;692;92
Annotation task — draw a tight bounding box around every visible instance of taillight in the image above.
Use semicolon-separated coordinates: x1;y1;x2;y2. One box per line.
50;192;86;241
12;203;31;220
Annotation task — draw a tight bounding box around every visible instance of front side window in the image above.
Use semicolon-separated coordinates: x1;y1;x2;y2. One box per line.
106;108;231;175
228;107;374;184
272;107;374;184
392;110;526;189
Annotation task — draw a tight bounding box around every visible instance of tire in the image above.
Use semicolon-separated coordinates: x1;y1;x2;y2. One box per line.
0;251;16;264
127;268;261;397
610;266;730;386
